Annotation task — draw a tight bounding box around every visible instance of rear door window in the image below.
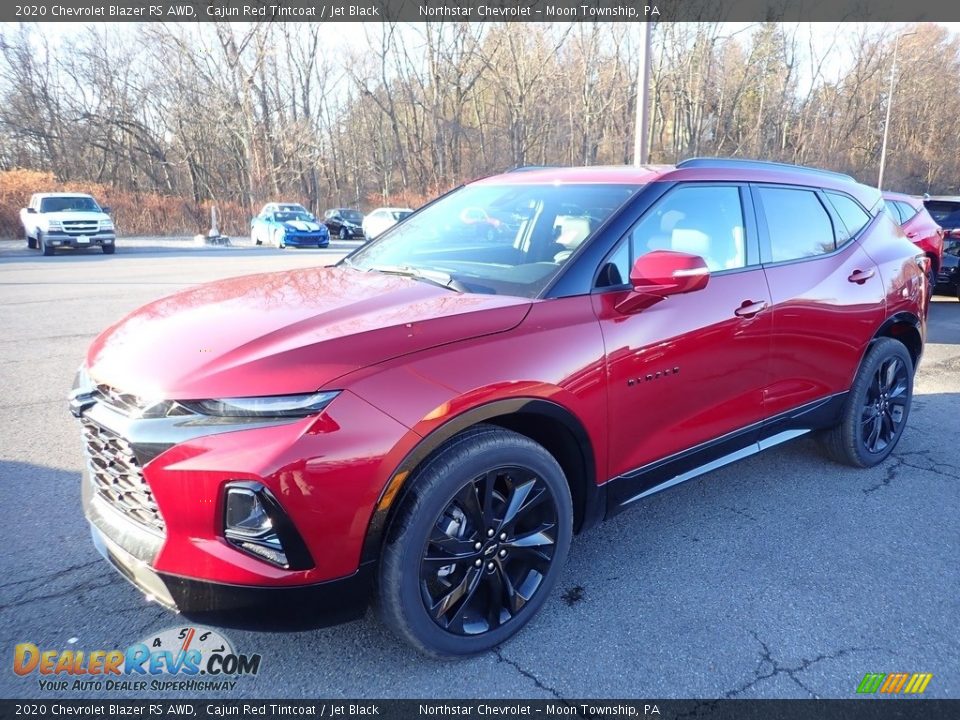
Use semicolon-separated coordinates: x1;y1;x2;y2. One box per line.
884;200;904;224
757;187;836;262
895;201;918;222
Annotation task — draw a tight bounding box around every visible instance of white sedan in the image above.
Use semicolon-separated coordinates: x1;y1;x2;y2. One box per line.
362;207;414;241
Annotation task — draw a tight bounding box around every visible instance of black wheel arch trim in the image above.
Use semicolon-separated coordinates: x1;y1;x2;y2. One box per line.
359;397;603;565
867;311;924;368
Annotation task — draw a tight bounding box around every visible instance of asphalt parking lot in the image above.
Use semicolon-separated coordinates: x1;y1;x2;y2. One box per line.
1;243;957;700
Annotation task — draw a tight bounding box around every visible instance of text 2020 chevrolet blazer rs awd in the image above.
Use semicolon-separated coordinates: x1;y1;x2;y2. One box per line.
70;159;926;656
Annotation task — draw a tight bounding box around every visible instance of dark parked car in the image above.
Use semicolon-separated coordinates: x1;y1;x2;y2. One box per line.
323;208;365;240
923;196;960;298
71;159;925;657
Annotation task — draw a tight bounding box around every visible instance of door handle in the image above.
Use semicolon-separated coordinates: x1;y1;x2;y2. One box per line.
906;231;918;238
734;300;768;318
848;269;876;284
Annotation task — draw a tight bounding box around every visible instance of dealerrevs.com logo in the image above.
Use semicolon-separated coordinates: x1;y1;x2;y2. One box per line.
14;626;262;692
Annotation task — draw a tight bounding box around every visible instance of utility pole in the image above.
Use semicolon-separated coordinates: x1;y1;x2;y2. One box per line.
877;29;916;190
633;22;653;167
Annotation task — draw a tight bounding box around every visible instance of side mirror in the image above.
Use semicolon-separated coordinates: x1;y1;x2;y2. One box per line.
616;250;710;314
25;207;36;214
100;206;111;214
944;228;960;240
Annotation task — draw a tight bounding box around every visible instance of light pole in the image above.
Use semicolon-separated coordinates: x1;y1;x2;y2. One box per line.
633;21;653;167
877;29;916;190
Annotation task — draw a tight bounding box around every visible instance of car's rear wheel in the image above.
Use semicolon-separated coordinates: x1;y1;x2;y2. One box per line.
102;243;115;255
378;425;572;658
274;230;285;249
26;234;36;250
818;337;913;468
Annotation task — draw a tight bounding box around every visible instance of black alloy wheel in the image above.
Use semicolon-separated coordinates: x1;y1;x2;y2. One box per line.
818;337;913;467
420;467;558;636
860;355;909;455
377;425;572;657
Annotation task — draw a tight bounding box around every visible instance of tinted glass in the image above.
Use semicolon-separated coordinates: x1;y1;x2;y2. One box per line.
935;209;960;229
924;201;960;225
343;210;363;222
275;211;311;222
827;192;871;241
895;201;918;222
884;200;904;224
758;187;835;261
39;196;100;213
629;185;747;272
348;183;638;298
944;239;960;257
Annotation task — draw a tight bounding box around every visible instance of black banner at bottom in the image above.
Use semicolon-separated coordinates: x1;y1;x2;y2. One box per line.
0;700;958;720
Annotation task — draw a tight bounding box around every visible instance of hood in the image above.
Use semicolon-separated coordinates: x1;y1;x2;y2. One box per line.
283;220;323;232
86;266;531;400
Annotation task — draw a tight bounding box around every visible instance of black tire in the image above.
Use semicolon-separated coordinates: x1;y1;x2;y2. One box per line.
40;232;54;256
26;234;36;250
102;243;115;255
378;424;573;658
818;337;913;468
339;226;349;241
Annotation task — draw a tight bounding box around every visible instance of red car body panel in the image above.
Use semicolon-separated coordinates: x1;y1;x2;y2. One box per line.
884;191;944;274
593;271;772;476
74;161;926;619
86;267;530;400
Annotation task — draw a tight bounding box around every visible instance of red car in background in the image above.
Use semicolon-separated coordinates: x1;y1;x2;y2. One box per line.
883;191;943;294
70;159;926;657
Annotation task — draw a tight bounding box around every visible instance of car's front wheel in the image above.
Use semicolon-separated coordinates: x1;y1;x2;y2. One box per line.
818;337;913;467
378;425;572;657
39;232;54;256
339;227;349;240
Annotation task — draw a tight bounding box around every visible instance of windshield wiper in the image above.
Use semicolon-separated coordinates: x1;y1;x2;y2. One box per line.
365;264;466;293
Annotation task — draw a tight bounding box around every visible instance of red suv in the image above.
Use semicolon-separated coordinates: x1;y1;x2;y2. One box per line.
70;159;926;657
883;191;943;292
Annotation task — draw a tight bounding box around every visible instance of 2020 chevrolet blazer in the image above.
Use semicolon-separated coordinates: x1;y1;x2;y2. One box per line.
70;159;927;656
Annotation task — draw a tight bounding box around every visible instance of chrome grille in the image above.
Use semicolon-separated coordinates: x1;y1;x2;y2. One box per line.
61;220;100;235
81;418;165;533
92;384;144;416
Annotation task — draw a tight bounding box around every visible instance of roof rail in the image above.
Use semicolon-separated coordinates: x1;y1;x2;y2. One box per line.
676;157;856;183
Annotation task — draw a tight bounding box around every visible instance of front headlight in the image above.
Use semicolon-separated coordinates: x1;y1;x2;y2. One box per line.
48;221;63;230
182;391;340;418
100;220;114;230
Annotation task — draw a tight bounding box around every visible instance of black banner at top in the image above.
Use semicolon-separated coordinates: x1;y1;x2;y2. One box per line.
5;0;960;23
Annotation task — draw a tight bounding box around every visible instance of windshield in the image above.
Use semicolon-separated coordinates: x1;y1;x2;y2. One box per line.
342;210;363;222
40;196;100;213
276;211;312;223
346;182;639;298
393;210;413;221
279;204;307;213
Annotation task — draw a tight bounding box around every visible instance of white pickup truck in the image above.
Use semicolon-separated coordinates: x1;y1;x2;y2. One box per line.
21;192;116;255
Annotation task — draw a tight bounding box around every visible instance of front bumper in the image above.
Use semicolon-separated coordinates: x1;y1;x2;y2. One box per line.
74;387;416;624
285;233;329;247
45;231;115;248
89;519;373;624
